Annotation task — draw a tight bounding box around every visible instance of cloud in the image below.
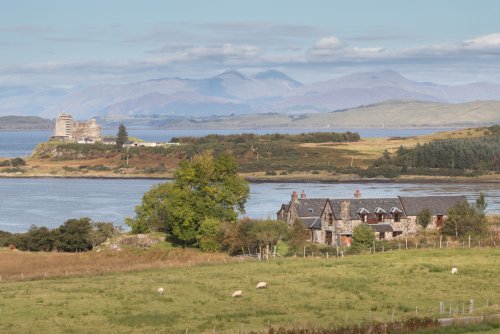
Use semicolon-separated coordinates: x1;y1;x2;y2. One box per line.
3;32;500;86
313;36;343;50
462;33;500;49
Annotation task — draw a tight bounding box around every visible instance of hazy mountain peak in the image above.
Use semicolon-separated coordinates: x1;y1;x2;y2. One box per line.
215;69;249;80
254;69;303;87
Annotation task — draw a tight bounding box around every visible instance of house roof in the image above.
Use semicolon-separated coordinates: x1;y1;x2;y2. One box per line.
293;198;327;217
301;217;322;230
369;224;394;233
399;196;467;216
277;203;290;215
329;198;406;220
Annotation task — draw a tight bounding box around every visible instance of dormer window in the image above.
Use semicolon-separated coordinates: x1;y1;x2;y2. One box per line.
358;208;369;222
374;207;386;222
390;207;402;222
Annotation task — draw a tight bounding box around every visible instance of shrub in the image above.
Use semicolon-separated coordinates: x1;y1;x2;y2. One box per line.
265;170;277;176
11;157;26;167
351;224;375;253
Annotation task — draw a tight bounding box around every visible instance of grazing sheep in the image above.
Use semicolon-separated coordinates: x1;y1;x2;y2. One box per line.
232;290;243;298
451;267;458;275
256;282;267;289
157;287;165;295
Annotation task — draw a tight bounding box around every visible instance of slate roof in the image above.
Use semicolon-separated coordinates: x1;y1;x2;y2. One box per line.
399;196;467;216
369;224;394;233
293;198;328;217
301;217;322;230
328;198;406;220
277;203;290;215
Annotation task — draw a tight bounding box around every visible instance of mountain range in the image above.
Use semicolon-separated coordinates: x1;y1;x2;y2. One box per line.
1;69;500;121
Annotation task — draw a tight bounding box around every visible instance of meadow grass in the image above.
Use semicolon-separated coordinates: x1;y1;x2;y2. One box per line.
0;248;499;333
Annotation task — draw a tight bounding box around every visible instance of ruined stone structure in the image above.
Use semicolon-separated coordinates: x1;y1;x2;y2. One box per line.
277;190;466;246
52;113;101;143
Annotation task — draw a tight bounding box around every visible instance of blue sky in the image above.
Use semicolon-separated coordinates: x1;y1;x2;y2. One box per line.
1;0;500;86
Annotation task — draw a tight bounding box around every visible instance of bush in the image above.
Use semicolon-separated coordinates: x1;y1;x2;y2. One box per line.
351;224;375;253
11;157;26;167
265;170;277;176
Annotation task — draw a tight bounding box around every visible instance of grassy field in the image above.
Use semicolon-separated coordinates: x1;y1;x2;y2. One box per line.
0;248;499;333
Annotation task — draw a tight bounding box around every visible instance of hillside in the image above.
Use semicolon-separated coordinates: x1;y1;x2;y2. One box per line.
0;116;53;130
154;100;500;129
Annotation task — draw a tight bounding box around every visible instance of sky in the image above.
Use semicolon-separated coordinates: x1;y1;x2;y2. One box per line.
1;0;500;87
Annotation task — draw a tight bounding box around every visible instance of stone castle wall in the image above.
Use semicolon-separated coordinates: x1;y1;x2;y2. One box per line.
53;114;101;141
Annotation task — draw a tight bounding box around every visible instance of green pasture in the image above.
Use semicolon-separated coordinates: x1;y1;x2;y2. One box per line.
1;248;499;333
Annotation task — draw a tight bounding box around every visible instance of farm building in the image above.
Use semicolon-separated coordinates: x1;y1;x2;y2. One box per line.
277;190;466;245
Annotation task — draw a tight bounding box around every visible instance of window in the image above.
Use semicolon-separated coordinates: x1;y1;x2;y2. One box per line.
328;213;333;225
377;214;385;222
393;213;400;222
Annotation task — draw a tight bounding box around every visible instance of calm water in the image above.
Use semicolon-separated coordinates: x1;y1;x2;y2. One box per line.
0;128;453;158
0;179;497;233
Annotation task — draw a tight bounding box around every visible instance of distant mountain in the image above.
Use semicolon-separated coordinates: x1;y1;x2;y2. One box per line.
2;69;500;121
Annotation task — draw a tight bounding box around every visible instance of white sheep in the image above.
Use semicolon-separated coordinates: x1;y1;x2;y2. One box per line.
451;267;458;275
256;282;267;289
157;287;165;295
232;290;243;298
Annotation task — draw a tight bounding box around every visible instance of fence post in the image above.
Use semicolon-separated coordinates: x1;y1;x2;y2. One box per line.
303;246;306;258
440;235;442;248
373;241;376;253
440;301;444;315
469;299;474;314
469;235;471;248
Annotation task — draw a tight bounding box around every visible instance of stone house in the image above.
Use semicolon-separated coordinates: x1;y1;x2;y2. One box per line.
277;190;467;246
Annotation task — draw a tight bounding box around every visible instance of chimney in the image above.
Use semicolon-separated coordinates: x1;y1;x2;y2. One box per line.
291;191;299;203
301;190;306;199
354;189;362;199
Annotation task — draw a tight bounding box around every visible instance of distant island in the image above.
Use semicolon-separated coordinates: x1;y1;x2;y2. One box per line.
1;125;498;183
0;116;53;130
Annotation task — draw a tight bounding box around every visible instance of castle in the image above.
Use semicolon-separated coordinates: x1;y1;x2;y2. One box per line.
51;113;102;143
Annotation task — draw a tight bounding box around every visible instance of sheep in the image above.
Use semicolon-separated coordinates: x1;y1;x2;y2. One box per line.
256;282;267;289
451;267;458;275
232;290;243;298
157;287;165;295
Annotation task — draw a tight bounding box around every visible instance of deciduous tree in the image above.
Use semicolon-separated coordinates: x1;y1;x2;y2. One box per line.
417;208;432;230
442;200;487;237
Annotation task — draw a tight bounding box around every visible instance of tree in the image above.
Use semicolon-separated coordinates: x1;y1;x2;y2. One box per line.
116;123;128;148
476;192;487;213
128;152;249;246
417;208;432;230
442;201;487;237
126;183;173;234
248;219;289;249
288;219;310;253
197;217;222;252
53;217;93;252
351;224;375;253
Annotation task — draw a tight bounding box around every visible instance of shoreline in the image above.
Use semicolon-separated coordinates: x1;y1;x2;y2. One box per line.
1;173;499;184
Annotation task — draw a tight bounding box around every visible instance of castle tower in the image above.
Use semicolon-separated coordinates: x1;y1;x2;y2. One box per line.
54;113;75;139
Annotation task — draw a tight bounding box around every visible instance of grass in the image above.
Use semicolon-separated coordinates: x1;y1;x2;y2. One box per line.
0;248;499;333
413;321;500;334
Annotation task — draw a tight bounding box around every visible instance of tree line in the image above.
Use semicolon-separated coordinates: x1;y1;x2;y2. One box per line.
0;218;120;252
171;131;360;145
